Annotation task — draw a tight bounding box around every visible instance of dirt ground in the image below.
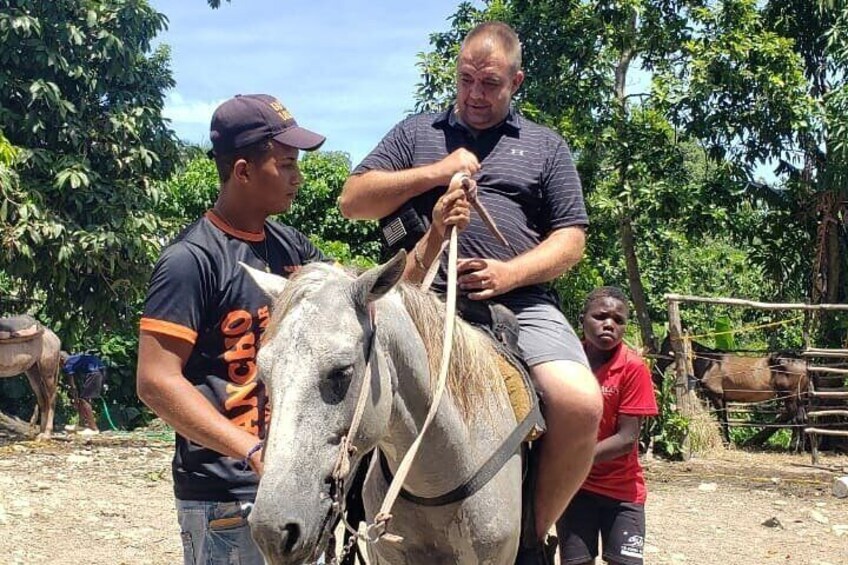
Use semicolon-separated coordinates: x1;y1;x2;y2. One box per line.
1;426;846;565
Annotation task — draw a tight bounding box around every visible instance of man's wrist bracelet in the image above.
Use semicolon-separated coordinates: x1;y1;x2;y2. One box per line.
413;244;427;271
239;441;263;472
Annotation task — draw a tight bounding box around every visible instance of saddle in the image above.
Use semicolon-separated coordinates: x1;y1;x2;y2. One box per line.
457;299;555;565
0;315;42;342
456;298;544;441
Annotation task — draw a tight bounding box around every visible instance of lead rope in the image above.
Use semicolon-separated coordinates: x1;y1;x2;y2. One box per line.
326;229;459;562
366;223;460;544
331;176;508;559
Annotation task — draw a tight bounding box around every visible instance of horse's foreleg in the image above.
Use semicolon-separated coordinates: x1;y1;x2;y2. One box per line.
26;358;58;440
42;358;59;440
41;374;57;440
721;398;731;444
24;370;50;439
708;394;730;444
704;387;730;444
785;395;807;453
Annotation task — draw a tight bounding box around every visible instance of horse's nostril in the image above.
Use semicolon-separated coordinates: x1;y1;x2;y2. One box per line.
282;522;300;553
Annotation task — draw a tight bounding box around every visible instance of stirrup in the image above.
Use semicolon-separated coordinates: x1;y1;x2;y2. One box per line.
514;535;557;565
515;442;557;565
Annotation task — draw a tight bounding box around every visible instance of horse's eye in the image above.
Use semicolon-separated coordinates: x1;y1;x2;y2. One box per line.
320;365;354;405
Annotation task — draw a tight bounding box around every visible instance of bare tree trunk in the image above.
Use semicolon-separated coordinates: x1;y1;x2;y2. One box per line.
614;9;656;351
824;214;842;304
620;218;656;350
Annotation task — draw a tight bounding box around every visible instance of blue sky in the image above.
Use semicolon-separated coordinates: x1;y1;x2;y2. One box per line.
149;0;470;167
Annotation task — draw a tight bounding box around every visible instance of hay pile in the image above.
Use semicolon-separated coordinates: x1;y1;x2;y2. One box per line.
680;390;725;456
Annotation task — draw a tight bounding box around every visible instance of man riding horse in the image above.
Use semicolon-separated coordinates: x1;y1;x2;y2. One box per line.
340;21;602;563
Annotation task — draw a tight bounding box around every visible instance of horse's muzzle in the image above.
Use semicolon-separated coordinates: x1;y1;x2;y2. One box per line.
250;516;306;564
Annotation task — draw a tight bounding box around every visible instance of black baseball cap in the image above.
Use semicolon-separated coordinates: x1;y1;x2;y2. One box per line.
208;94;325;156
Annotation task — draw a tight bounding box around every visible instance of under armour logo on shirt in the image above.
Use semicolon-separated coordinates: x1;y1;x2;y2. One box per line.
510;148;525;156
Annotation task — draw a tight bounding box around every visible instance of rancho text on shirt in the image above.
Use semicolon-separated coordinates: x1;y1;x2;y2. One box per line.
140;211;326;502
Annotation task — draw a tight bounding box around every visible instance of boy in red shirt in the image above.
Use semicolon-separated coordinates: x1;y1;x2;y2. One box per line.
556;287;658;565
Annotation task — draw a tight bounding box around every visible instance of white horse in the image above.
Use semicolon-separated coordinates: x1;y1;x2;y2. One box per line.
0;316;61;439
247;253;524;564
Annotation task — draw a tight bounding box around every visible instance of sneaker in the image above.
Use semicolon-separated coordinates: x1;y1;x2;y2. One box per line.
64;424;78;432
78;428;99;437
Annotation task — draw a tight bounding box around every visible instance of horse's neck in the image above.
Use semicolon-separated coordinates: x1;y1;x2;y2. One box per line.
376;303;513;498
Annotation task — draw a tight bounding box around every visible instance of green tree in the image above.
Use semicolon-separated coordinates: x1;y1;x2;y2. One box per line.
664;0;847;341
0;0;180;341
415;1;741;350
283;151;381;265
156;146;219;232
656;0;848;342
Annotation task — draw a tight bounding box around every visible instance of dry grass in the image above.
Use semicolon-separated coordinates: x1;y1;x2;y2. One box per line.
680;390;726;456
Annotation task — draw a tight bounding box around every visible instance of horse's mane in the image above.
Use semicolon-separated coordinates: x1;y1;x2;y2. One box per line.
396;284;508;419
263;262;507;420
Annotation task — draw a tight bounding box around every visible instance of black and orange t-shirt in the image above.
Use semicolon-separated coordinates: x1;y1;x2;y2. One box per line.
140;210;326;502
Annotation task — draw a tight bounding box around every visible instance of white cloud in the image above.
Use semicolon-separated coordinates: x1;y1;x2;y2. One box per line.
163;92;226;125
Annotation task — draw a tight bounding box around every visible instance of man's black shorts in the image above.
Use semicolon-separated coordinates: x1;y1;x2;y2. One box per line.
556;490;646;565
76;371;104;400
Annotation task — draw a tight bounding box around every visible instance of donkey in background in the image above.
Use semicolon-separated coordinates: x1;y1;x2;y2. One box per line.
653;335;809;444
0;315;62;439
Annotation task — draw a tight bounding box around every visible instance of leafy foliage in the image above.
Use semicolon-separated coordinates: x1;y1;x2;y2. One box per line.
646;374;690;460
0;0;180;341
670;0;814;167
155;146;219;230
0;0;179;428
282;151;381;264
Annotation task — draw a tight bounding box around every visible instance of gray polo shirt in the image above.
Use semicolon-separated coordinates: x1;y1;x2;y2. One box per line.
354;105;587;302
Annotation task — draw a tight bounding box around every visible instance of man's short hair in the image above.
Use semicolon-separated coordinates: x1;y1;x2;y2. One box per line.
582;286;631;317
461;21;522;73
213;139;275;183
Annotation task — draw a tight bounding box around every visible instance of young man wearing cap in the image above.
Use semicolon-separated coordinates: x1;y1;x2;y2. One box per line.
136;94;327;565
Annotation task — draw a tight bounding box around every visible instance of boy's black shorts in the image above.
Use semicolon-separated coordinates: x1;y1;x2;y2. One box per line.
556;490;646;565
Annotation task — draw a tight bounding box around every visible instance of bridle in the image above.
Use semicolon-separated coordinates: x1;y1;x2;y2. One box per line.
324;175;527;562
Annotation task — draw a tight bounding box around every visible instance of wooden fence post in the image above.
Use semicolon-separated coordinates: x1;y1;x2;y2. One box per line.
667;298;692;459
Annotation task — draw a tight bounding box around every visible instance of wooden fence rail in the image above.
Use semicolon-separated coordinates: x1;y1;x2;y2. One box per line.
664;294;848;465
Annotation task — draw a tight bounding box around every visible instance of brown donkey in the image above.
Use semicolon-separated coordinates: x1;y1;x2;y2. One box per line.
654;335;809;443
0;315;61;439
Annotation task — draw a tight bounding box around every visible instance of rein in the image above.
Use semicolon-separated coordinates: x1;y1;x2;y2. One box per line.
369;225;461;543
328;177;514;559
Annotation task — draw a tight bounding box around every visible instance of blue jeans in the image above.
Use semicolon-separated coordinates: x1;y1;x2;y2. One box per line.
176;499;265;565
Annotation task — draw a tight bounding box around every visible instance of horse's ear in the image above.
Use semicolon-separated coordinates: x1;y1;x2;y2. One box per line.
351;250;407;308
240;262;287;301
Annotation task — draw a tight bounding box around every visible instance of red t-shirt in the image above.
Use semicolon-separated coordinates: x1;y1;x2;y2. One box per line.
581;343;658;504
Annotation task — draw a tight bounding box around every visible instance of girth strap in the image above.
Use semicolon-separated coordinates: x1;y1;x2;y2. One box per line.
378;400;544;507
